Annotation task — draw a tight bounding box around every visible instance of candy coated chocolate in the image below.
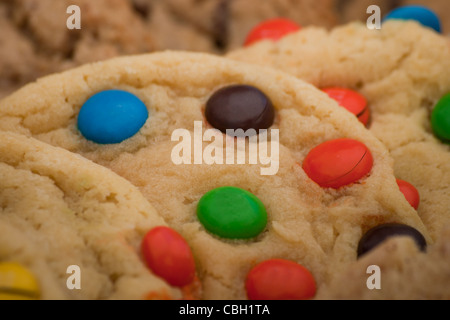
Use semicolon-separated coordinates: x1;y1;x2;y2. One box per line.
303;139;374;189
431;93;450;142
246;259;316;300
78;90;149;144
205;85;275;135
397;179;420;210
384;5;441;33
197;186;268;239
141;227;196;287
322;87;370;126
0;262;39;300
244;18;302;46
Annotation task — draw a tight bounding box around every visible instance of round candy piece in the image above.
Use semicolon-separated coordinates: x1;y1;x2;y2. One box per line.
357;224;427;258
245;259;316;300
322;87;370;126
397;179;420;210
384;5;442;33
244;18;302;46
0;262;40;300
197;187;268;239
302;138;374;189
205;85;275;135
141;226;196;287
78;89;149;144
431;93;450;142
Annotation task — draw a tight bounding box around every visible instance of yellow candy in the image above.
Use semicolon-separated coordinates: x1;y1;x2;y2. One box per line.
0;262;40;300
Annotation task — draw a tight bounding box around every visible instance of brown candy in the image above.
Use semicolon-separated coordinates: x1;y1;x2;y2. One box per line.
205;85;275;135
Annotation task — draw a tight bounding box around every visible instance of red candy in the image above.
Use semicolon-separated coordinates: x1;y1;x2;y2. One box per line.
245;259;316;300
397;179;420;210
323;87;370;126
141;226;196;287
303;138;374;189
244;18;301;46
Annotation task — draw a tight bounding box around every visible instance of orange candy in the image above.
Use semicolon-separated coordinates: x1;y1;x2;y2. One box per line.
244;18;301;46
303;139;374;189
397;179;420;210
323;87;370;126
245;259;316;300
141;226;196;287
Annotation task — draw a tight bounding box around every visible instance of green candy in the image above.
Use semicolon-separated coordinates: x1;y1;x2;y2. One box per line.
431;93;450;143
197;187;268;239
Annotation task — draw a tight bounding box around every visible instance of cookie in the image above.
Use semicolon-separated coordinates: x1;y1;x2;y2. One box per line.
0;0;151;99
156;0;339;50
317;226;450;300
227;20;450;242
0;131;183;300
0;0;216;100
0;51;429;299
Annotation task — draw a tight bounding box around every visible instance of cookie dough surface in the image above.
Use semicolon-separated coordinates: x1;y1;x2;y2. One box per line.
0;131;178;300
228;21;450;241
0;51;428;299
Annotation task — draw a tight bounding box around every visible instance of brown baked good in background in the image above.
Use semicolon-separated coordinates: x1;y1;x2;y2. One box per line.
153;0;338;50
0;0;340;99
0;0;152;98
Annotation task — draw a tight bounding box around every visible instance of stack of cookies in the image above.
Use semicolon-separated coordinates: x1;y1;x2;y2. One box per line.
0;1;449;300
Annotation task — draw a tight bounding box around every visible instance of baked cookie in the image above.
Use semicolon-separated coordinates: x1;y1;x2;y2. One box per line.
0;51;429;299
0;0;215;99
0;0;151;99
227;20;450;242
152;0;338;50
0;0;339;99
317;226;450;300
0;131;184;300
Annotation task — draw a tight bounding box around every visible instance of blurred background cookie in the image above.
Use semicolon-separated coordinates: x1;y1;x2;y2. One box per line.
0;0;152;99
0;0;340;99
150;0;338;50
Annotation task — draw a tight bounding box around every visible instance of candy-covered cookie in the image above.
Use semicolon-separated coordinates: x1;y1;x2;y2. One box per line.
0;52;428;299
0;131;188;300
228;19;450;241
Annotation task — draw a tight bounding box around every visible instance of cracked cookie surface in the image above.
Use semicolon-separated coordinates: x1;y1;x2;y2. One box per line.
0;131;178;300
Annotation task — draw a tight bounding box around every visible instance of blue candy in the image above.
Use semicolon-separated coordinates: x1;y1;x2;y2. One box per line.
384;5;442;33
78;90;149;144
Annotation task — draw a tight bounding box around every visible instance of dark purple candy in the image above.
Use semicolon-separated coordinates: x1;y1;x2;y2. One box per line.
357;223;427;258
205;85;275;135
